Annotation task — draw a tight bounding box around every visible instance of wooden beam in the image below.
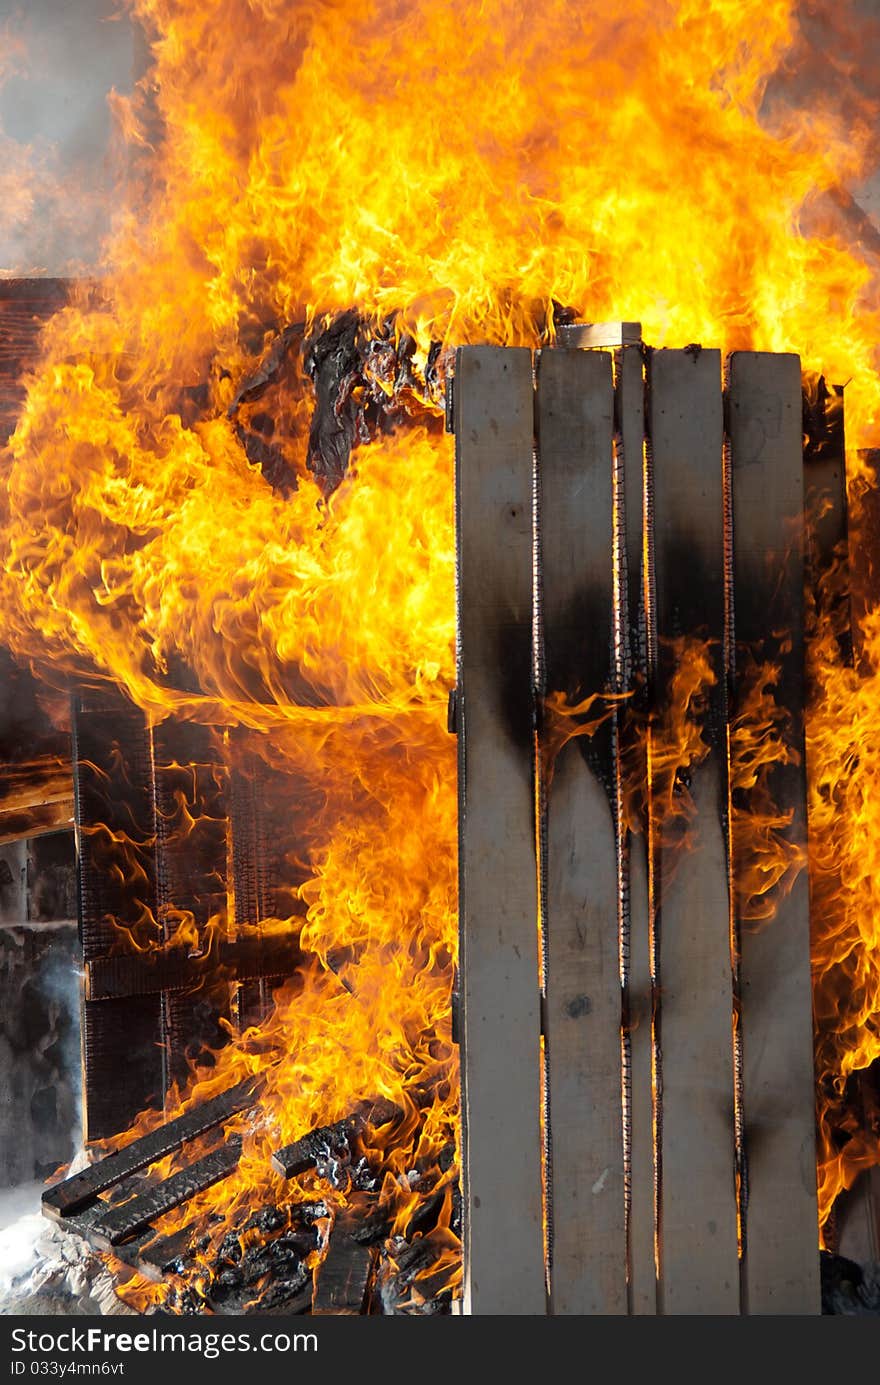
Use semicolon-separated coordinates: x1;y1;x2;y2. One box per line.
648;348;739;1314
84;931;300;1001
89;1139;242;1248
151;718;232;1084
802;375;851;664
0;798;74;846
42;1074;261;1219
454;345;545;1315
727;351;820;1314
137;1223;198;1281
272;1099;399;1180
313;1205;376;1314
536;346;626;1314
0;279;70;443
850;449;880;671
72;686;163;1140
617;343;657;1315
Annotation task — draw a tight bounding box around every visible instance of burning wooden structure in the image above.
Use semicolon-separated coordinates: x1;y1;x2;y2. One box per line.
451;334;855;1315
2;275;879;1316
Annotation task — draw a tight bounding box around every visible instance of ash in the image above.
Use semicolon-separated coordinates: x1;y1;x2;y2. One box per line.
0;1186;132;1316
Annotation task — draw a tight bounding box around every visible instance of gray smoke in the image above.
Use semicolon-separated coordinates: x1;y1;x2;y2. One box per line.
0;0;138;275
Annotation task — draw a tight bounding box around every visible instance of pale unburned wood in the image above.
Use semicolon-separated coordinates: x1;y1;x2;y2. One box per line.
649;348;739;1314
537;347;626;1314
728;351;820;1314
454;346;545;1315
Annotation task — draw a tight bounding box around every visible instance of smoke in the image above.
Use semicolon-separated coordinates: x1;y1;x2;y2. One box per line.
0;0;137;276
37;943;83;1146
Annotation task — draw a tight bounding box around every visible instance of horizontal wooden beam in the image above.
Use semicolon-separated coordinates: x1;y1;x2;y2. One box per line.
83;932;300;1001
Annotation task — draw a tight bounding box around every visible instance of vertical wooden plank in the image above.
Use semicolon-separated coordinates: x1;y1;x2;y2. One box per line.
648;348;739;1314
72;687;163;1140
617;343;658;1314
850;448;880;671
728;351;820;1314
454;345;545;1315
228;736;307;1029
152;719;231;1082
803;377;851;664
537;347;626;1314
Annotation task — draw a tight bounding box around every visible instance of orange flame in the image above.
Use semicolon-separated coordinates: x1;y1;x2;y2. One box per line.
0;0;879;1304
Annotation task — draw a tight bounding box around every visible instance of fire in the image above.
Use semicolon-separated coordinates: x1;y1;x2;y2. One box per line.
1;0;880;1305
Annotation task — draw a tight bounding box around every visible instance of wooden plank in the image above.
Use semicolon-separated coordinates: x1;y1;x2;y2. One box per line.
727;351;820;1314
617;343;657;1314
89;1139;243;1248
850;449;880;671
272;1099;400;1179
41;1075;261;1219
648;348;739;1314
454;345;545;1315
72;686;163;1139
313;1205;376;1314
84;932;300;1000
802;375;851;664
138;1223;198;1281
0;797;74;845
536;346;626;1314
0;280;71;443
151;718;231;1083
229;740;308;1029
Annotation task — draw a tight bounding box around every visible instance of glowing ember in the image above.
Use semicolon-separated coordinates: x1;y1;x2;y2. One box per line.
1;0;879;1307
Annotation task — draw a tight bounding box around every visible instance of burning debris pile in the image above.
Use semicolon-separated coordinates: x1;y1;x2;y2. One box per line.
39;1083;458;1315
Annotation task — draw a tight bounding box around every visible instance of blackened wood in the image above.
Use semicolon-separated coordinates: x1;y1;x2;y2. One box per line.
850;449;880;671
803;376;851;663
0;797;74;845
137;1223;199;1281
211;1283;314;1317
89;1139;243;1248
59;1203;154;1267
313;1206;376;1314
79;996;163;1149
72;685;162;1140
728;351;819;1314
271;1098;401;1179
454;346;546;1315
0;279;70;443
648;348;739;1314
42;1075;260;1220
84;932;300;1000
229;742;307;1029
152;719;231;1084
617;342;657;1315
537;347;626;1314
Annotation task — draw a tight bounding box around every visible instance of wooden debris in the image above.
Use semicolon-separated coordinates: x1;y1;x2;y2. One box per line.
271;1098;401;1179
313;1205;376;1314
89;1140;243;1249
137;1223;199;1282
42;1075;261;1220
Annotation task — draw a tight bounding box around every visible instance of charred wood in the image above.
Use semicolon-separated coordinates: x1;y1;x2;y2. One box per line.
84;932;300;1001
302;310;446;497
89;1139;243;1249
313;1204;376;1315
42;1075;261;1220
271;1098;401;1179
